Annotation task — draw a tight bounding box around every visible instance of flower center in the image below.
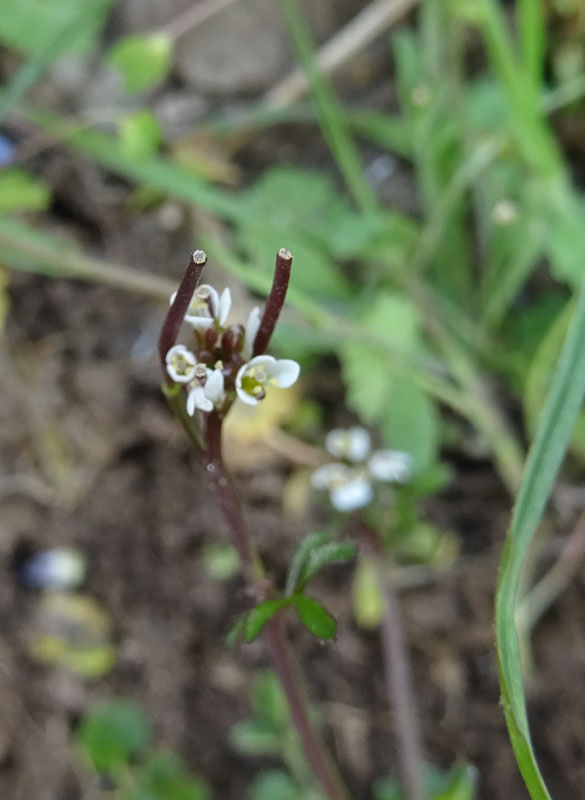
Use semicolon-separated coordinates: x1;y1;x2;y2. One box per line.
170;352;192;377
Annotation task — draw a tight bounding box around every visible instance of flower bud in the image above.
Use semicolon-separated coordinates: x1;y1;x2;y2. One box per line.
222;324;244;354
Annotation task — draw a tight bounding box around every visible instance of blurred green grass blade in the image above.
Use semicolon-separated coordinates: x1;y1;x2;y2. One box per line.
0;0;113;124
279;0;377;212
518;0;546;86
14;105;250;223
0;217;174;297
496;278;585;800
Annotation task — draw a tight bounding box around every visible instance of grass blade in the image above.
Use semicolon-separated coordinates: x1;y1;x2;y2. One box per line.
496;275;585;799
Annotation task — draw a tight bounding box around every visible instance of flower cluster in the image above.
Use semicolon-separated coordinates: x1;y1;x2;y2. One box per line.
164;278;300;415
312;426;412;512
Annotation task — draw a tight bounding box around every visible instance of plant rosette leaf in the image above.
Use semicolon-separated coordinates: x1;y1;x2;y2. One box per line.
292;595;337;639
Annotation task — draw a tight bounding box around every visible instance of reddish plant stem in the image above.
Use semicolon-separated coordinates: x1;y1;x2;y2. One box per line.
253;248;293;356
204;411;351;800
158;249;207;378
358;523;425;800
264;616;352;800
204;410;256;577
380;579;426;800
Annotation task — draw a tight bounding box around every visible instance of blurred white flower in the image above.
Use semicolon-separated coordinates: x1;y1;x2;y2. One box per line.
187;367;225;414
170;284;231;330
368;450;412;483
326;426;371;462
235;355;300;406
311;464;373;512
165;344;197;383
313;427;412;512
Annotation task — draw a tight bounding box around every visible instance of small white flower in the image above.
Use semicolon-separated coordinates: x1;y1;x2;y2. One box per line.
311;464;373;512
325;427;371;462
243;306;261;359
330;476;373;512
166;345;197;383
170;284;232;330
311;463;352;490
235;355;300;406
186;367;225;415
368;450;412;483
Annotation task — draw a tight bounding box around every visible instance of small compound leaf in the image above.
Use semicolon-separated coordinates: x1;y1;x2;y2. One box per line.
293;595;337;639
78;699;151;772
285;531;331;596
245;598;289;642
298;541;356;590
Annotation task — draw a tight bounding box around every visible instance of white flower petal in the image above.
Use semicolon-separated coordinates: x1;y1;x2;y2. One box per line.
217;288;232;325
311;463;350;490
326;427;371;462
205;368;225;403
271;359;300;388
188;317;215;331
368;450;412;483
187;385;213;415
243;306;261;358
330;478;373;512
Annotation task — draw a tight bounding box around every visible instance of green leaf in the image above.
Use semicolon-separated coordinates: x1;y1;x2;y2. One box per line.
292;595;337;639
0;168;50;211
297;542;356;591
251;672;289;727
236;167;352;300
118;110;162;159
78;699;151;772
285;531;330;597
0;0;113;56
230;719;282;757
139;751;211;800
108;33;172;95
339;291;422;423
523;297;585;460
380;376;439;473
495;228;585;800
245;598;289;642
352;556;384;630
247;769;299;800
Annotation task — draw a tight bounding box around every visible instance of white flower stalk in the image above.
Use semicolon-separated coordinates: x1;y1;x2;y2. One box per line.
368;450;412;484
243;306;261;359
170;284;231;331
165;345;197;383
311;464;373;512
235;355;300;406
186;366;226;415
325;426;371;462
